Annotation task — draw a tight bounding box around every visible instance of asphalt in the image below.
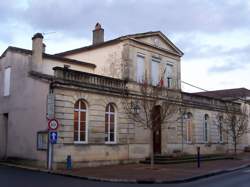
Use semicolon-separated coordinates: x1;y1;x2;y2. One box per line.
1;165;250;187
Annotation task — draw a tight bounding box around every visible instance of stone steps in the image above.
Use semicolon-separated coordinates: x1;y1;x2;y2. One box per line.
140;154;234;164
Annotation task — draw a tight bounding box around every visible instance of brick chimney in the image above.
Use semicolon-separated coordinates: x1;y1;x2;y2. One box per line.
92;23;104;45
32;33;44;64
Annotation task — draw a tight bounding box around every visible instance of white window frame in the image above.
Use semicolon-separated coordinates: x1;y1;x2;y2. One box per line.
203;115;209;143
4;67;11;96
136;54;145;83
151;59;159;86
105;104;117;144
74;101;88;144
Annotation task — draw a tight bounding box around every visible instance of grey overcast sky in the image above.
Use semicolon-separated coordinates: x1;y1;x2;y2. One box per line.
1;0;250;92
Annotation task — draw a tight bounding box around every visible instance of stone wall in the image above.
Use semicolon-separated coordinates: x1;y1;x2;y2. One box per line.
53;88;151;163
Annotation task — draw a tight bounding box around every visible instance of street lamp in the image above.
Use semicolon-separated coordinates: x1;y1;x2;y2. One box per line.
131;101;140;114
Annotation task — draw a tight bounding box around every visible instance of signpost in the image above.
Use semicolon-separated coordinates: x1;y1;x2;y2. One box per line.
47;119;59;171
50;131;58;144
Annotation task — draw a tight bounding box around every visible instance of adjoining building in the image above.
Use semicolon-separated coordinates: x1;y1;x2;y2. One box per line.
0;23;247;168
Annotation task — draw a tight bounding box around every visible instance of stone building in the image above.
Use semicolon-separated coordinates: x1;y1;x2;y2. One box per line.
0;23;246;168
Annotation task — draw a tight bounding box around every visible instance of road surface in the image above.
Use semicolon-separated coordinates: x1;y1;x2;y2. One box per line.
0;165;250;187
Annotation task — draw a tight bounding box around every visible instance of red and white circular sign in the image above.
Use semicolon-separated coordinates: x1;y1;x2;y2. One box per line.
48;119;59;131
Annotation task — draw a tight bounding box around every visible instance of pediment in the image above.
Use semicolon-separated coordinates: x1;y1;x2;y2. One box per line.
130;32;183;56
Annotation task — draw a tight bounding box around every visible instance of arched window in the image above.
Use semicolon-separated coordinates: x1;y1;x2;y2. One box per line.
105;104;116;143
219;116;223;143
204;114;209;142
74;100;87;143
186;113;193;143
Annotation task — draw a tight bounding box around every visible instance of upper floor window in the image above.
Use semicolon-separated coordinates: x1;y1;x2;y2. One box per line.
136;55;145;83
4;67;11;96
105;103;116;143
203;114;209;143
151;59;159;86
74;100;88;143
165;63;173;88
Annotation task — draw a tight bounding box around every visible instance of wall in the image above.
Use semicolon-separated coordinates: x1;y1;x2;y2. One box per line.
0;51;48;163
32;58;94;76
126;40;181;89
52;87;150;163
64;43;124;79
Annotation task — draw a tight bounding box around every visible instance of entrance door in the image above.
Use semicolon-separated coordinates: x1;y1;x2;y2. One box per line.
152;106;161;154
0;113;8;159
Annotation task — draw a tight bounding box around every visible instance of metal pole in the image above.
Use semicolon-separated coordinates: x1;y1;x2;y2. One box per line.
47;132;53;171
181;112;184;154
197;146;200;168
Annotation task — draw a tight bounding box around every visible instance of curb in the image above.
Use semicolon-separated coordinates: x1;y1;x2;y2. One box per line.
0;162;250;184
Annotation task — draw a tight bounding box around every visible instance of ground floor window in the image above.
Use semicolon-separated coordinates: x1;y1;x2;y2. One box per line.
74;100;87;143
105;103;116;143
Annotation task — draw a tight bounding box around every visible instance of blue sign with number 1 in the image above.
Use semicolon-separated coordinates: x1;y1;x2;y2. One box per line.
50;131;58;144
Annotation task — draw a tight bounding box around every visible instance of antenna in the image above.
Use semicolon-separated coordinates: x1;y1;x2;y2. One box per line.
42;32;57;35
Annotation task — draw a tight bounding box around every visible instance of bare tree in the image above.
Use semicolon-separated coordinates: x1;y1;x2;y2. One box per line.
216;103;249;155
122;79;179;168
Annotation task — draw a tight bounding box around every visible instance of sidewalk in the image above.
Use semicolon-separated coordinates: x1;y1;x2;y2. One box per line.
56;157;250;183
1;154;250;183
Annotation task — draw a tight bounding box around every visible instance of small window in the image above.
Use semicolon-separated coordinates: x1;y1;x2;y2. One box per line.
4;67;11;96
151;59;159;86
136;55;145;83
74;100;88;143
203;114;209;142
105;103;116;143
37;131;48;150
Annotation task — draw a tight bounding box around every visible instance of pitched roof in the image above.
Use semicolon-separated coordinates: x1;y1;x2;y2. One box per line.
0;46;96;68
55;31;184;57
193;88;250;100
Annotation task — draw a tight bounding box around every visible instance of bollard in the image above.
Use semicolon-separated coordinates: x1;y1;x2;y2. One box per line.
197;147;200;168
66;155;72;170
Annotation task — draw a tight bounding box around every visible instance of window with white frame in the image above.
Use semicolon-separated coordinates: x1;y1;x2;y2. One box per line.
165;63;173;88
151;59;159;86
219;116;223;143
203;114;209;142
105;103;116;143
186;113;193;143
4;67;11;96
74;100;88;143
136;55;145;83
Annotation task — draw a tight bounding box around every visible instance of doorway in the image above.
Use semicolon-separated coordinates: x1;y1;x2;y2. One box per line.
152;106;161;154
0;113;8;159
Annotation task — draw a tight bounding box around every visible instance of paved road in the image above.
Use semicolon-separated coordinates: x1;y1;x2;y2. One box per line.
1;165;250;187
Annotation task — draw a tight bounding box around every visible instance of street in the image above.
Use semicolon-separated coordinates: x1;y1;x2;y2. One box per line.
0;165;250;187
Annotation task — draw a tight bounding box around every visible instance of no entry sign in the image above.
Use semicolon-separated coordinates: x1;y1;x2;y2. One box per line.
48;119;59;131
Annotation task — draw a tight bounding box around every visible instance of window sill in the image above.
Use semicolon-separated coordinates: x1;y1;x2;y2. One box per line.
74;141;88;144
105;142;117;145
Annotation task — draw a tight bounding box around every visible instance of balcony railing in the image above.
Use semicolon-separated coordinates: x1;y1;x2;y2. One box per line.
53;67;126;91
182;92;241;112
